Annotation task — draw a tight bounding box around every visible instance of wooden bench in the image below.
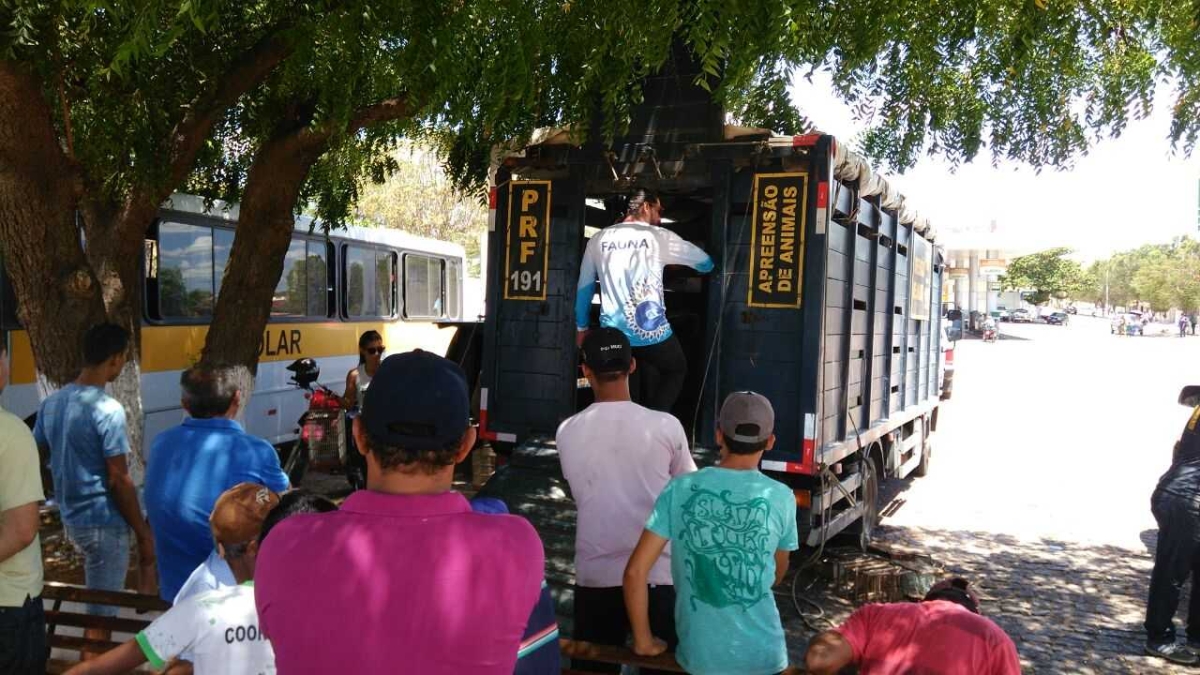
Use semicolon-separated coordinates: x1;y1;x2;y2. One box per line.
42;581;170;674
559;639;804;674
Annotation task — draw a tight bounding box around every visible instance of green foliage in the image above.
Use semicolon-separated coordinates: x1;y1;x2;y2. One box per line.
1000;247;1085;305
7;0;1200;221
354;143;487;276
1093;238;1200;312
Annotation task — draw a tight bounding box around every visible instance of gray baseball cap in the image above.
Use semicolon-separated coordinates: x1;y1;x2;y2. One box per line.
718;391;775;443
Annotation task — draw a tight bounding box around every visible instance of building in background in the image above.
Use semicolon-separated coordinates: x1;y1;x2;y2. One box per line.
940;221;1033;317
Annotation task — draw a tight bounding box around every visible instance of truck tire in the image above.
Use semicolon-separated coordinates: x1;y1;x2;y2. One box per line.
846;456;880;552
914;419;932;477
914;438;931;477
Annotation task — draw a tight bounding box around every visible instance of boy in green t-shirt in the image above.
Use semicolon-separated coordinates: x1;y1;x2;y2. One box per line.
624;391;799;675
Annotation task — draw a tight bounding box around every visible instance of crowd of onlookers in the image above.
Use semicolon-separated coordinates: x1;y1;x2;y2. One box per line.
0;323;1022;674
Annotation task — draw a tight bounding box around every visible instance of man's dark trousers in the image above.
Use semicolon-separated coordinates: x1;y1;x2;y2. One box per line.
0;595;47;675
1146;492;1200;646
630;335;687;414
572;585;678;674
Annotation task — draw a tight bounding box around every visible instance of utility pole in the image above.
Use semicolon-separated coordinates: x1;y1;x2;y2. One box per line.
1104;262;1110;314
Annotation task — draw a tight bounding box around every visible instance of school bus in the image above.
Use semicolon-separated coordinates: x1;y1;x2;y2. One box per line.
0;194;467;448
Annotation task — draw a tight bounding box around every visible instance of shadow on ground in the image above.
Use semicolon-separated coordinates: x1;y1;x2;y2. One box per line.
824;526;1189;674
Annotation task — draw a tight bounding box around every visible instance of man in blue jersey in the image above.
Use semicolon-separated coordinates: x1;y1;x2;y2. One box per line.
575;189;714;413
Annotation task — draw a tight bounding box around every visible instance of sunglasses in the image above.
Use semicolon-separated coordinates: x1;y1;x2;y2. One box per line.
366;347;386;356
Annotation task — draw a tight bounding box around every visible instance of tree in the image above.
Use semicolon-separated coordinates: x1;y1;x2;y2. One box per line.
0;0;335;469
6;0;1200;467
1000;247;1085;306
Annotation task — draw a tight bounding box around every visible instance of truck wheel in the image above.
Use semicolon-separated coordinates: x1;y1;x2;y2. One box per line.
914;419;932;477
914;439;931;477
847;457;880;552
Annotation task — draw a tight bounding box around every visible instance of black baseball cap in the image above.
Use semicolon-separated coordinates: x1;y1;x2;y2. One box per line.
581;328;632;373
361;350;470;450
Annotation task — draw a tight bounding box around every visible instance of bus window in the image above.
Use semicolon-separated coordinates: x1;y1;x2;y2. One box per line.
447;259;461;320
159;221;215;318
307;242;330;318
345;245;376;318
403;254;444;319
273;239;308;317
345;245;396;318
213;228;235;299
376;251;396;318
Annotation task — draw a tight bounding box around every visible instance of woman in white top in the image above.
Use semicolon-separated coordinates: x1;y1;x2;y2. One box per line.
341;331;383;490
342;330;384;410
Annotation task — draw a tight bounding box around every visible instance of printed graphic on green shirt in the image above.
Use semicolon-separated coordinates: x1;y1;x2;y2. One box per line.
646;467;800;675
679;487;773;610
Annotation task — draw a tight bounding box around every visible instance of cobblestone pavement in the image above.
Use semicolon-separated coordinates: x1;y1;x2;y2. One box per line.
778;316;1200;673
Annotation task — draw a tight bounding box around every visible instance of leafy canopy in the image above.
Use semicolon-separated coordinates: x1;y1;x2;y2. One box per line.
5;0;1200;224
1001;247;1086;305
1086;239;1200;312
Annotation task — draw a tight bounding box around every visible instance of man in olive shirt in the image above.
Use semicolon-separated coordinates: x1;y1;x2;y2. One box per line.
0;338;47;674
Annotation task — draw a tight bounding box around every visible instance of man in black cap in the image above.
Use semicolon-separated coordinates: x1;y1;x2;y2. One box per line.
557;328;696;672
254;351;549;675
1144;405;1200;664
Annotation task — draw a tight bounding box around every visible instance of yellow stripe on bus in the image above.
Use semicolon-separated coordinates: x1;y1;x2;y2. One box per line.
6;321;455;384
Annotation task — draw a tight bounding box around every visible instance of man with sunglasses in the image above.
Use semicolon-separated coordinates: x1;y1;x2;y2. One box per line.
144;364;290;602
575;188;714;414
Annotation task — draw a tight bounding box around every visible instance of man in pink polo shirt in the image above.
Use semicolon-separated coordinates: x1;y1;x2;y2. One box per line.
255;351;545;674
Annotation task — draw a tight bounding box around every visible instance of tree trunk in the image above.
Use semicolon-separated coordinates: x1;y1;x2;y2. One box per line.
0;63;108;384
87;228;150;476
200;123;331;405
201;95;415;375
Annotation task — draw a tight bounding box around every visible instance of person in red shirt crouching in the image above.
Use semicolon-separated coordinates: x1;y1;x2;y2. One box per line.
804;577;1021;675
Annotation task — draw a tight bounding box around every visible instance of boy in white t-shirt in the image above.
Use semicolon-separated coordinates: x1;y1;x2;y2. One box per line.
557;328;697;672
65;483;281;675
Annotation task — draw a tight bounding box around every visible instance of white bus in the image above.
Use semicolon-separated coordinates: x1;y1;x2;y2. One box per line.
0;194;467;450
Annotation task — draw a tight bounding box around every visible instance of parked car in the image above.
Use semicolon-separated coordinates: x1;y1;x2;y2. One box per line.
1010;308;1033;323
1045;311;1069;326
993;308;1011;322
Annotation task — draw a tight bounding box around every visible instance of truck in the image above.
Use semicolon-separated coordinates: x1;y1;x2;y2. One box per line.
475;122;946;555
470;52;945;562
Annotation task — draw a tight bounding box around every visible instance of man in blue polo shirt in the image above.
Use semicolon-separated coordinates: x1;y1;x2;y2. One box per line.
144;365;289;601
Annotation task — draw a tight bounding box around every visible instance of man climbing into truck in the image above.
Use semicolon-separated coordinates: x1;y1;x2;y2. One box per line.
575;188;714;414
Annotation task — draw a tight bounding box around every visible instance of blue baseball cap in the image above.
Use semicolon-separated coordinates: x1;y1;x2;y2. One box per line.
361;350;470;451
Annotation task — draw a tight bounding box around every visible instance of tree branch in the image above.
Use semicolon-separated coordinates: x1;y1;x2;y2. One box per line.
349;95;416;131
166;28;297;184
110;24;303;244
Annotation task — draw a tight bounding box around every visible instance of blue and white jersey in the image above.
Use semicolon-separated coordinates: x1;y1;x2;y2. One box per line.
575;222;714;347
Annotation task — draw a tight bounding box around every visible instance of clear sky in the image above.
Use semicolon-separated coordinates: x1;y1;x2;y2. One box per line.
790;71;1200;261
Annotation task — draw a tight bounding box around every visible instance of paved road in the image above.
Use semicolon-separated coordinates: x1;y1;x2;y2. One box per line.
866;315;1200;673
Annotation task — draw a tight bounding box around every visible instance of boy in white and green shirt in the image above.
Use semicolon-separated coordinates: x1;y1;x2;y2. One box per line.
65;483;281;675
624;392;800;675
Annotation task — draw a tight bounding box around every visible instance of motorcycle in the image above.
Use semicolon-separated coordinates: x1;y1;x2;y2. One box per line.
282;358;346;486
982;326;998;343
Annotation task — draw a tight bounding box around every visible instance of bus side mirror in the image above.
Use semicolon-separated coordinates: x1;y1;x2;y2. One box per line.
1179;385;1200;407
